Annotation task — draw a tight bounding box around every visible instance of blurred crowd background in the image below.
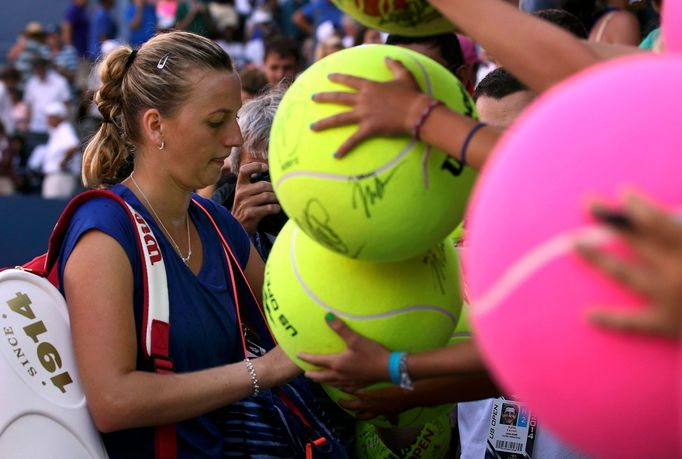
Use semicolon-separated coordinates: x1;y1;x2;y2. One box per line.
0;0;663;265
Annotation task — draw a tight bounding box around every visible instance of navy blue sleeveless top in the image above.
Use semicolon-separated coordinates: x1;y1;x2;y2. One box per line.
58;184;251;458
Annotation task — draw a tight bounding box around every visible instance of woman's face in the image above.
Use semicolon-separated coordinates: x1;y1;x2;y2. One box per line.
161;69;243;190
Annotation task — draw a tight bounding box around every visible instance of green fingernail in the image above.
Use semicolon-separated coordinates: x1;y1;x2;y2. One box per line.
333;151;341;159
325;312;336;322
311;93;316;100
310;122;316;130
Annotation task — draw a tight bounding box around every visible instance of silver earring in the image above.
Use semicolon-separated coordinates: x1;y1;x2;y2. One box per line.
158;140;165;150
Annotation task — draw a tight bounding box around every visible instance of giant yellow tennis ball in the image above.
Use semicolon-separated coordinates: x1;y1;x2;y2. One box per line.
263;220;462;426
269;45;477;262
331;0;456;36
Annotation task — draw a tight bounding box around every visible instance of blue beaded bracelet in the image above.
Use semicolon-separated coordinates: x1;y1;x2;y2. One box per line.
388;352;403;385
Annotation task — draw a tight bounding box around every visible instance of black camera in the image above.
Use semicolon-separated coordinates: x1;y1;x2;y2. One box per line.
249;171;288;235
249;171;270;183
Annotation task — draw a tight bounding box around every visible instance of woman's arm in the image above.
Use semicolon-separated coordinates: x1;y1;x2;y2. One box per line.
243;242;266;307
64;230;299;433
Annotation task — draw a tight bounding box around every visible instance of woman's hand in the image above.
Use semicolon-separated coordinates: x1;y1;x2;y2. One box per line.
310;57;431;158
258;346;303;387
576;193;682;339
298;314;391;392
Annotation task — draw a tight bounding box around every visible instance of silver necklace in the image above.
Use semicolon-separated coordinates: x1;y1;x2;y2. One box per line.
129;172;192;265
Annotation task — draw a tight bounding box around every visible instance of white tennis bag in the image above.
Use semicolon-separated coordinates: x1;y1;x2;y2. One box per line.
0;268;108;458
0;190;170;459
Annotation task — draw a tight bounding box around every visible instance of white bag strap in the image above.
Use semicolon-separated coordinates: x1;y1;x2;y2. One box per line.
123;202;171;363
120;201;175;459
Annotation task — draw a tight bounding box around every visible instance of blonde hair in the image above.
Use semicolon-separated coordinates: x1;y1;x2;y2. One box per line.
82;31;234;188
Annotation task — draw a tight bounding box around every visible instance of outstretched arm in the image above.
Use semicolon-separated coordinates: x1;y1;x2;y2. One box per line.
429;0;601;92
338;374;499;421
299;314;489;389
311;57;499;170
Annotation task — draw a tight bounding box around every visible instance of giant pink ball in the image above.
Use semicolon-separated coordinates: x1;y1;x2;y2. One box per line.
662;0;682;53
465;55;681;458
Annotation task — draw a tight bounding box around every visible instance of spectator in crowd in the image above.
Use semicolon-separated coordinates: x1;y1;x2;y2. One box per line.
292;0;343;39
28;101;81;199
157;0;178;29
23;57;71;138
0;122;15;196
599;0;642;44
7;22;50;85
0;67;21;95
473;68;537;129
46;24;80;83
90;0;119;59
62;0;91;59
244;8;280;65
640;0;663;50
127;0;158;48
0;75;15;135
314;34;344;61
561;0;641;46
276;0;306;40
8;134;30;193
239;67;268;101
533;8;589;39
175;0;214;37
213;89;286;260
209;0;240;38
214;19;248;69
5;72;30;133
386;33;475;92
456;34;482;90
261;36;300;88
340;14;361;48
354;26;383;46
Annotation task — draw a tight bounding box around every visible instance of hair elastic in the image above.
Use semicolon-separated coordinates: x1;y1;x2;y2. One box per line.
125;49;138;71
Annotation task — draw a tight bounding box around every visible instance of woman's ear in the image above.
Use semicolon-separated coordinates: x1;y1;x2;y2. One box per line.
140;108;164;149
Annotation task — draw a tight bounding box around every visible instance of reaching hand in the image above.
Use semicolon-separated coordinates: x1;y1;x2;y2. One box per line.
338;385;414;422
310;57;431;158
297;314;391;392
576;193;682;339
232;162;280;235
